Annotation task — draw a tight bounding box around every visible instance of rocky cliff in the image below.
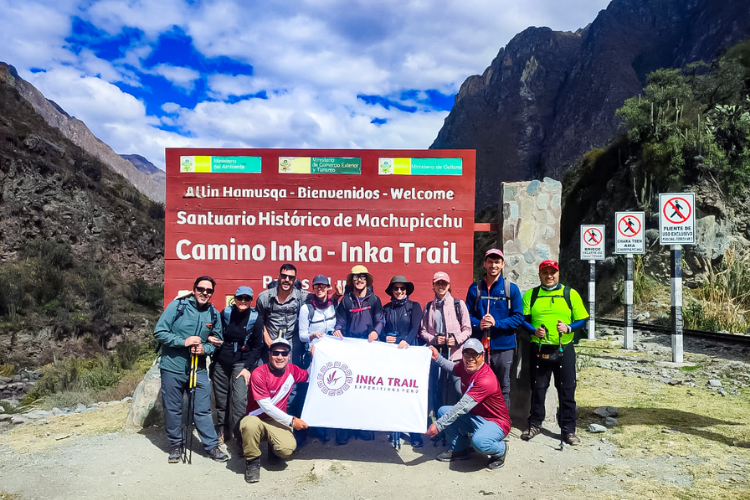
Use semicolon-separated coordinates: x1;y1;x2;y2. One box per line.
432;0;750;210
3;64;166;203
0;63;165;364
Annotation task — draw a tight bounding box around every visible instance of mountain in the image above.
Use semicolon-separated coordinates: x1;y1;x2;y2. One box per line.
431;0;750;210
3;64;166;203
0;62;165;364
121;154;162;176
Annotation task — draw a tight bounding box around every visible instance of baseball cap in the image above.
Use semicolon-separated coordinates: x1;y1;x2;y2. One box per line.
463;338;484;354
312;274;330;286
432;271;451;283
234;286;254;298
484;248;504;260
539;260;559;271
269;337;291;350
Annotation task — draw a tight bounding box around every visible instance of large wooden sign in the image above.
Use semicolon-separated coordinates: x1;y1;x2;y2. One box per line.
165;149;476;306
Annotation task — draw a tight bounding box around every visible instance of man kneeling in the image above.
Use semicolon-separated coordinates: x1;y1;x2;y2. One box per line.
425;338;510;469
240;338;309;483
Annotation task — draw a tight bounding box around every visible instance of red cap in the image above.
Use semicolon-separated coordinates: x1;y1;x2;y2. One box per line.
432;271;451;283
484;248;504;260
539;260;559;271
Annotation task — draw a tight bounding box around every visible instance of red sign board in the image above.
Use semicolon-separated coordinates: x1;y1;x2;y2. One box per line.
165;149;476;306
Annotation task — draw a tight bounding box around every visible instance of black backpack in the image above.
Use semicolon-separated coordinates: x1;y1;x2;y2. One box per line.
528;285;587;343
472;276;512;317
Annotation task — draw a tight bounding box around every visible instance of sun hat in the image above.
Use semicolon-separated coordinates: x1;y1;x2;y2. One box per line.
385;276;414;296
234;285;254;298
346;265;373;287
432;271;451;283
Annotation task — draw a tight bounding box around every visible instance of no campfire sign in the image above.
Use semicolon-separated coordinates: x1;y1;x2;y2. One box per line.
659;193;696;245
164;149;476;306
580;225;605;260
614;212;645;254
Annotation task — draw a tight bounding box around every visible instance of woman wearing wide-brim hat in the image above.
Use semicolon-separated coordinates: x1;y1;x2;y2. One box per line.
332;264;383;445
382;275;424;448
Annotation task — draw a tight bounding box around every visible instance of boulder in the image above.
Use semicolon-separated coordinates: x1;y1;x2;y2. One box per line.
126;360;164;430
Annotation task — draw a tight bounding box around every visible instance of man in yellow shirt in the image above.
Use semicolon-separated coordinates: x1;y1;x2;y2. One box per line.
520;260;588;446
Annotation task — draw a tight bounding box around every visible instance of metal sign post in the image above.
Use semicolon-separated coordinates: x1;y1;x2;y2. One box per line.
659;193;695;363
614;212;644;350
580;225;605;340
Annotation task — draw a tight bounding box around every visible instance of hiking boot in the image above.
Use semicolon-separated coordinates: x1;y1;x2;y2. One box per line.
209;446;229;462
168;446;181;464
564;433;581;446
488;443;508;470
436;449;469;462
521;426;542;441
245;458;261;483
267;446;281;466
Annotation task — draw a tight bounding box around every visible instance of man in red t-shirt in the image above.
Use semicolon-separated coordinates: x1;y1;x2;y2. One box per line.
239;338;309;483
425;338;510;469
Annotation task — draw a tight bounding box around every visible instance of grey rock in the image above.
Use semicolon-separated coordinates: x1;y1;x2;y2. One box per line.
708;380;723;388
718;389;728;396
74;403;87;413
0;414;11;422
126;361;164;430
604;417;618;427
592;406;619;418
588;423;607;433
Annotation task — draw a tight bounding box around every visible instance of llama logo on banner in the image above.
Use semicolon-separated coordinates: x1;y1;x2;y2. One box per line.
301;337;431;433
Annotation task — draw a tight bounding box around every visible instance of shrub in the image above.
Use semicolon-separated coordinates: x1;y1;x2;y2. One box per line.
148;202;165;220
128;278;163;311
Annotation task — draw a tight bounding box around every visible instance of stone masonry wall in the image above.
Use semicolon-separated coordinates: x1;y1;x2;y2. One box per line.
501;178;562;293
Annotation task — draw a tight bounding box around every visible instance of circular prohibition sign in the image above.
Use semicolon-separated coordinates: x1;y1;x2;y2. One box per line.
663;197;692;224
617;215;641;238
583;227;603;246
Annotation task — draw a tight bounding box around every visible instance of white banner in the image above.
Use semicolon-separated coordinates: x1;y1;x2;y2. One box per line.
301;337;430;433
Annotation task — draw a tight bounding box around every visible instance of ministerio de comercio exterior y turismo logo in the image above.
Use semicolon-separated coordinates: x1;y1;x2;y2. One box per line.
318;362;353;396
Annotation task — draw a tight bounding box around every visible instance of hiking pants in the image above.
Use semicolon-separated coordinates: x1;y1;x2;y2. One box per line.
211;361;248;442
160;369;218;451
240;416;296;461
438;406;506;457
490;348;514;411
528;342;577;434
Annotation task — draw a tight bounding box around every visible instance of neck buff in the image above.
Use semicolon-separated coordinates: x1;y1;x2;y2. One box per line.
312;295;331;309
541;283;562;291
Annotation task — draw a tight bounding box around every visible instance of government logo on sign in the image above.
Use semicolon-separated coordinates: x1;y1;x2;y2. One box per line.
318;361;353;396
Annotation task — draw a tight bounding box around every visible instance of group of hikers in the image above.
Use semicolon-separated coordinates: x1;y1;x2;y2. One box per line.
153;249;589;483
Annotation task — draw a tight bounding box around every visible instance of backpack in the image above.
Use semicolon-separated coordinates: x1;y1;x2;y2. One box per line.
528;285;587;343
424;298;463;325
472;276;512;317
305;294;338;326
221;306;258;352
155;297;219;353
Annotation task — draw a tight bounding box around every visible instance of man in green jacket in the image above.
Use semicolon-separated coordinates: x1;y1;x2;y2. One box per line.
154;275;229;463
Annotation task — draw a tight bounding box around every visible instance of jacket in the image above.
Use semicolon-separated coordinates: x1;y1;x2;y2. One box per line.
381;299;423;345
335;285;384;338
153;296;223;374
466;276;524;350
419;292;472;361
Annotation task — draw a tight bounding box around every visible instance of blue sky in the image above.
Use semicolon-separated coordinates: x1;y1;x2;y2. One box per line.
1;0;611;170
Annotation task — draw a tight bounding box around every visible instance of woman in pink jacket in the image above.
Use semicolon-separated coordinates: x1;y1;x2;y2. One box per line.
420;271;472;412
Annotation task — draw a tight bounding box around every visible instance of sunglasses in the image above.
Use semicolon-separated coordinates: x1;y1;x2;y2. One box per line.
392;285;407;291
312;284;329;289
352;274;368;281
195;287;214;294
270;350;290;357
462;351;483;359
235;295;252;302
279;273;296;282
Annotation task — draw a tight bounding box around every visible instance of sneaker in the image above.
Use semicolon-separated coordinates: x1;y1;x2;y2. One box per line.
168;446;181;464
521;426;542;441
209;446;229;462
436;449;469;462
564;433;581;446
267;446;281;466
245;458;261;483
488;443;508;470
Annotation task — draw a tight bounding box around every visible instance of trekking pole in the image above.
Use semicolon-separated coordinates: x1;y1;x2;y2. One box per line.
390;332;401;451
182;353;198;464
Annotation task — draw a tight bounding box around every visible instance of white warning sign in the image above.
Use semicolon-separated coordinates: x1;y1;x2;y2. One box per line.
580;225;605;260
659;193;695;244
615;212;645;254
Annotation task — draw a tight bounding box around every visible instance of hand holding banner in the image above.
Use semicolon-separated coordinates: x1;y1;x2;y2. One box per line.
301;337;430;433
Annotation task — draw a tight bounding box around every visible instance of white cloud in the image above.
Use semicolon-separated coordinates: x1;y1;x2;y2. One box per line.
2;0;612;173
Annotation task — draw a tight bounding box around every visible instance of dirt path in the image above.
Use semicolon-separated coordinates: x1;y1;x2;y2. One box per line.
0;402;621;500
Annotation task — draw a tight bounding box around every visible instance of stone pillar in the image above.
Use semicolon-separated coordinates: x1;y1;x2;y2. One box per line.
501;178;562;428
